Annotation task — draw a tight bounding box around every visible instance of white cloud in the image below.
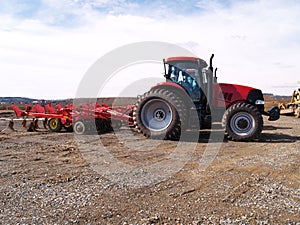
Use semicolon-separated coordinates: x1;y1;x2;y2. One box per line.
196;0;227;10
0;0;300;98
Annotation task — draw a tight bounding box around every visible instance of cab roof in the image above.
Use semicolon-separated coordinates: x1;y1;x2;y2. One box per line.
165;56;208;68
165;56;200;63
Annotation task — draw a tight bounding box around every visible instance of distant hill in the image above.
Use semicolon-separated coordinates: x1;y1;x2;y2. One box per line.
0;97;40;104
0;97;71;105
263;94;291;101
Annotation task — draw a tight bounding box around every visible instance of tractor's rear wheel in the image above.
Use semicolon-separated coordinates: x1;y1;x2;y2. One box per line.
222;103;263;141
134;89;187;140
48;118;62;132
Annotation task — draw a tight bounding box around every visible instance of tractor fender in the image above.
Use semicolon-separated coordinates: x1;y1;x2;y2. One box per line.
150;82;188;99
224;100;248;110
151;82;185;91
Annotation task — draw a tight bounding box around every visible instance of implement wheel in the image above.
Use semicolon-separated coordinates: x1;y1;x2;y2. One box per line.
64;124;73;132
48;118;62;132
74;121;86;135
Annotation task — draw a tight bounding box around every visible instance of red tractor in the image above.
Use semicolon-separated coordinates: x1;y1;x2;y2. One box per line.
133;54;280;141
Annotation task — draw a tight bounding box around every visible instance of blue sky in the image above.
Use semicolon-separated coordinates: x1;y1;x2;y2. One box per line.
0;0;232;20
0;0;300;98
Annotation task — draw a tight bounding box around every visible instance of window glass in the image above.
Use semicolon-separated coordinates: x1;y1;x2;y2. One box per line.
167;64;201;101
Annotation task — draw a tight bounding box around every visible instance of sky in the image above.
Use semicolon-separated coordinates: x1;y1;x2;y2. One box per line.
0;0;300;99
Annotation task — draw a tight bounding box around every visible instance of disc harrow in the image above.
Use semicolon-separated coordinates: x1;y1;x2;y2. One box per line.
10;102;135;134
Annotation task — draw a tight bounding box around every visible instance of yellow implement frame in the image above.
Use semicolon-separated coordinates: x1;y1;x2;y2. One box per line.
279;89;300;118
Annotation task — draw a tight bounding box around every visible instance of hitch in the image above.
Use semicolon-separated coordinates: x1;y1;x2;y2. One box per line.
265;106;280;121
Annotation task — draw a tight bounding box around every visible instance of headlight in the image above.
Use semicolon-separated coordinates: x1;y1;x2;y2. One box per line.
255;100;265;105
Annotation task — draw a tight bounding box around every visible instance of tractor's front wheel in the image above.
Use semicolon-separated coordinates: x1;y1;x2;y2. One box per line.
48;118;62;132
134;89;187;140
222;103;263;141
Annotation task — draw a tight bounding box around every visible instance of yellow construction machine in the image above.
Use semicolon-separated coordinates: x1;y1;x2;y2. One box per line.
279;88;300;118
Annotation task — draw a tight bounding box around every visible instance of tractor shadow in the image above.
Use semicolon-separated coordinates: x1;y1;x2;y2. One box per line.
193;131;300;144
259;133;300;143
259;125;300;143
198;130;226;143
183;129;226;144
263;125;293;130
80;125;300;144
182;124;300;144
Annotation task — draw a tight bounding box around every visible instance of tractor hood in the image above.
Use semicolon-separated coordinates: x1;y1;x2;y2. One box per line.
214;83;264;108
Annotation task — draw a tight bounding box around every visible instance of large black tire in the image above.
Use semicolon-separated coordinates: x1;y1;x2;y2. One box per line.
222;103;263;141
47;118;62;132
133;89;188;140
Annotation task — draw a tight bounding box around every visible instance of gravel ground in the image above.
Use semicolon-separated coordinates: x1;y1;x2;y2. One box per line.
0;116;299;224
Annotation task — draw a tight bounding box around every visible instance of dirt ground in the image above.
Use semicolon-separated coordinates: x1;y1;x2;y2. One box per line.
0;112;299;224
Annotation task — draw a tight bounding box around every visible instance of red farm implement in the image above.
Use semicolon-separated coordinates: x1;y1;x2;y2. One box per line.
11;102;134;134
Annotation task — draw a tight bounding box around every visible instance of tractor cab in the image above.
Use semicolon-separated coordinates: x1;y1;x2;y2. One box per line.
164;56;214;103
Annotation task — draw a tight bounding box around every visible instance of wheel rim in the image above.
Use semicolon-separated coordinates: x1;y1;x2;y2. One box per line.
49;119;58;129
64;123;72;128
230;112;255;136
75;121;85;134
141;99;173;132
